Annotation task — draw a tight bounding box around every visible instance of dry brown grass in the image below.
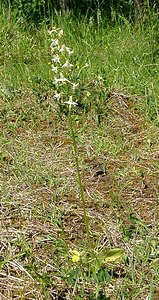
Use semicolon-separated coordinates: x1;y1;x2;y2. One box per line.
0;89;159;299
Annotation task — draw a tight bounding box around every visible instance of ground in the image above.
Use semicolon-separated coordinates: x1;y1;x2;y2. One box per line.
1;85;159;299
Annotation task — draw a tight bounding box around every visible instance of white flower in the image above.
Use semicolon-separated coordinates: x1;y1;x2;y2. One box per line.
51;66;58;73
58;29;63;37
52;54;60;64
59;45;73;55
66;47;74;55
54;92;62;100
60;73;68;82
62;60;74;68
59;44;66;53
72;83;79;91
48;28;58;35
64;96;77;110
54;73;68;85
50;48;55;54
50;39;59;53
50;39;59;49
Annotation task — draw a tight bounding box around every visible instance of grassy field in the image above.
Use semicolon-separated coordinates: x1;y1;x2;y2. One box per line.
0;8;159;300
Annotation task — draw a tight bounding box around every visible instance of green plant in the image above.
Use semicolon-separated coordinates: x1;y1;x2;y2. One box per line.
48;27;126;294
49;27;91;251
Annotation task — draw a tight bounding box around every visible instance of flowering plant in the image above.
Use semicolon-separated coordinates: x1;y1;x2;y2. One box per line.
49;27;91;252
49;27;79;111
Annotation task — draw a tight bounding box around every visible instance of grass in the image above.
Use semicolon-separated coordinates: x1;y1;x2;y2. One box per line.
0;8;159;299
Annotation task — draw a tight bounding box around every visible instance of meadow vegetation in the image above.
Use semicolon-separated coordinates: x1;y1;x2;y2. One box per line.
0;5;159;300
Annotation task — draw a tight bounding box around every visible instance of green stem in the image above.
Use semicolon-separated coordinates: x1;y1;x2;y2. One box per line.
68;111;91;247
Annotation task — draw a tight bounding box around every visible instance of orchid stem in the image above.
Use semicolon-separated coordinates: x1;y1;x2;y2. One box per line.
68;111;91;248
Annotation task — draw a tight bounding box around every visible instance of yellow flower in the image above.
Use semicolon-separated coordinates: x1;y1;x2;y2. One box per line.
72;254;80;263
86;91;91;97
69;249;83;263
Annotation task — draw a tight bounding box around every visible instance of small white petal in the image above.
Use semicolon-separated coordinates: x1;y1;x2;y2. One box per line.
66;47;74;55
72;83;79;91
51;66;58;73
59;44;66;53
50;39;59;47
58;29;63;37
48;29;57;35
52;54;60;64
53;73;68;85
54;92;62;100
62;60;74;68
64;96;78;109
